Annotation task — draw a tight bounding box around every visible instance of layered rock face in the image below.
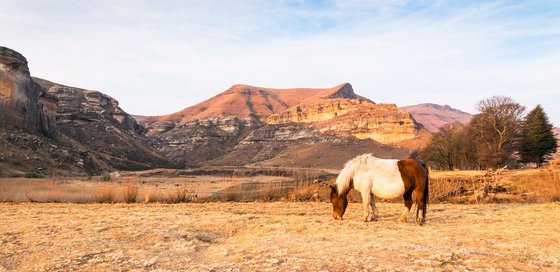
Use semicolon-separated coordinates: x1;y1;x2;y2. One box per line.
0;47;56;137
142;83;419;165
47;85;144;134
146;116;256;163
267;99;417;144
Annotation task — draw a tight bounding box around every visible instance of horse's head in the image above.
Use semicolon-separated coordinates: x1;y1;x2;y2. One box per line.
330;184;348;220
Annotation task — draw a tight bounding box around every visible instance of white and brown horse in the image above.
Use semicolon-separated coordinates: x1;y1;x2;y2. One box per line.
330;154;429;225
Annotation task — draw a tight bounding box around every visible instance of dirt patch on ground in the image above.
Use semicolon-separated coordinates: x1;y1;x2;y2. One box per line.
1;202;559;271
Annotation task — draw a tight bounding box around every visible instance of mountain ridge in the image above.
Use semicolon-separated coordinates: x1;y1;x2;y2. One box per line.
142;82;364;125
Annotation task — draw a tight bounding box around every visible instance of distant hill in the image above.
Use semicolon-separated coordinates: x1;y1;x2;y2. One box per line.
401;103;472;133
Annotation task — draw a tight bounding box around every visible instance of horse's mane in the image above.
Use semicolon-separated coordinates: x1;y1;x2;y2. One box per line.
335;153;375;196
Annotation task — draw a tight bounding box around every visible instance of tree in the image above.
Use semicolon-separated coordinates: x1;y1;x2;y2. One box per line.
470;96;525;169
518;105;557;166
421;123;478;170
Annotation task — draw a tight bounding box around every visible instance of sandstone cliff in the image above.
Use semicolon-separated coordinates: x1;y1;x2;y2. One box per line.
401;103;472;133
266;99;417;144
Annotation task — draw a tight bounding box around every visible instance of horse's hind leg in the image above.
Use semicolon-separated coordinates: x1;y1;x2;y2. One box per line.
414;187;425;225
400;189;413;222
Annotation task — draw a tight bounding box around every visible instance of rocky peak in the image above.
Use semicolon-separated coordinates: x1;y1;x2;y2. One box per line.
0;46;29;75
326;83;355;99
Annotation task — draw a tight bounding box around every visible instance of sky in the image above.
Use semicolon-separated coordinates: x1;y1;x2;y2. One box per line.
2;0;559;126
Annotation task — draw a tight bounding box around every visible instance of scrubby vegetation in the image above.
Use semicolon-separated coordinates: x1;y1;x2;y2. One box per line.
421;96;557;170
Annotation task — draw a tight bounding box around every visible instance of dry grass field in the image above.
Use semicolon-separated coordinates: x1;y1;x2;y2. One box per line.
1;202;559;271
1;165;559;271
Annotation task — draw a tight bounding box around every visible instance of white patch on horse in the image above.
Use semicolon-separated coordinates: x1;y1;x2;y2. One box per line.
368;158;405;199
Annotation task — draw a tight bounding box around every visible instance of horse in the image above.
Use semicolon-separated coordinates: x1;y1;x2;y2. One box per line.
330;154;429;225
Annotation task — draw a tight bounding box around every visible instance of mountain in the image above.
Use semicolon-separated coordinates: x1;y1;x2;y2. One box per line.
141;83;420;166
142;83;358;124
0;47;171;176
401;103;473;133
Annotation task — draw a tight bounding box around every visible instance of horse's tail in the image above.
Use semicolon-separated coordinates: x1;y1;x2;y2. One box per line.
421;161;429;221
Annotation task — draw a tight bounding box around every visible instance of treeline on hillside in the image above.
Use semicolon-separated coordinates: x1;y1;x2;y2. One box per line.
420;96;557;170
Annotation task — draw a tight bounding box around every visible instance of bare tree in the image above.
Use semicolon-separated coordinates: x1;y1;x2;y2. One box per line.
470;96;525;168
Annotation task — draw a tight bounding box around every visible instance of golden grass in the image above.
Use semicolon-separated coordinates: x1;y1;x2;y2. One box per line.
513;169;560;202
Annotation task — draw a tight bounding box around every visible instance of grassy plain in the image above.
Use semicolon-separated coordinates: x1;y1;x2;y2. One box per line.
1;202;559;271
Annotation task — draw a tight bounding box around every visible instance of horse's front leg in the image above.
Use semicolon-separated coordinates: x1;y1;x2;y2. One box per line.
369;193;378;221
361;190;373;222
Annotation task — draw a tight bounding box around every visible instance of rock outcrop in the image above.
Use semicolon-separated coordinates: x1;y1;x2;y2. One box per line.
0;47;56;137
34;79;171;172
401;103;472;133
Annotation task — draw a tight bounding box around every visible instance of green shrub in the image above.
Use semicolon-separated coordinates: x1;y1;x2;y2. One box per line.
101;175;111;182
25;171;44;178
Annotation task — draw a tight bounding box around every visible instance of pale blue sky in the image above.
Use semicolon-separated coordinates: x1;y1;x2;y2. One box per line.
2;0;559;126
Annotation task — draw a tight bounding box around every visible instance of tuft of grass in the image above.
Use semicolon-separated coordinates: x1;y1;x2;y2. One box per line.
101;175;111;182
97;185;116;203
123;181;139;203
260;182;286;201
166;187;196;203
144;191;151;204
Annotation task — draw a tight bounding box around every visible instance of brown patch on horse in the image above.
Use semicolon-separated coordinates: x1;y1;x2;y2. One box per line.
397;159;426;191
397;159;429;225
